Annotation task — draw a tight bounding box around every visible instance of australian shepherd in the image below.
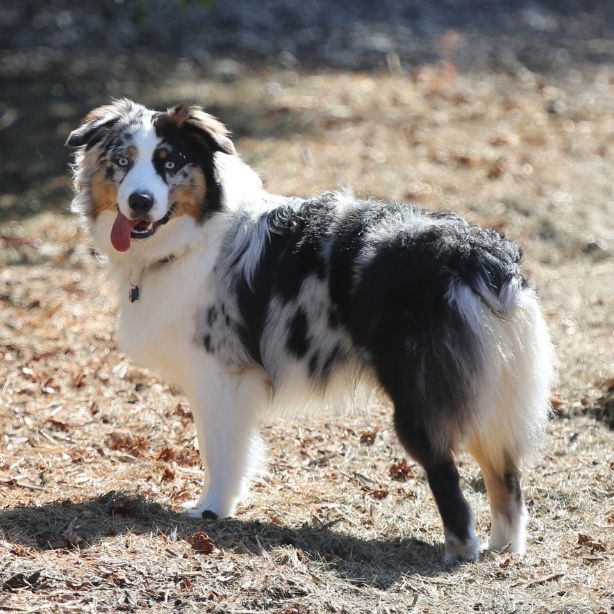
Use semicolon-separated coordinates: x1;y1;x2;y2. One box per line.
67;99;553;563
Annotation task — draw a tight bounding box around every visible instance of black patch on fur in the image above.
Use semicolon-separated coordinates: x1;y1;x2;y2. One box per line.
328;203;389;325
504;472;523;504
153;118;223;219
233;197;337;365
104;165;115;181
308;343;343;381
327;203;524;440
426;460;474;544
286;308;310;358
66;116;121;149
328;308;339;329
391;411;473;544
220;192;527;546
266;198;336;301
232;194;523;419
207;306;218;327
308;352;320;377
203;334;213;353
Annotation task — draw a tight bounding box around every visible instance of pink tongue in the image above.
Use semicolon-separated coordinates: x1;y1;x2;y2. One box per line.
110;211;140;252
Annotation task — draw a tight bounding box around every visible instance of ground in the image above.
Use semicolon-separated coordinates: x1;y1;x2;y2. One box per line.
1;2;613;613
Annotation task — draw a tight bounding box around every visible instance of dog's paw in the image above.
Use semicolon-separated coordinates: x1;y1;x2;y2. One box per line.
443;532;485;564
181;500;208;517
489;509;527;554
180;497;235;519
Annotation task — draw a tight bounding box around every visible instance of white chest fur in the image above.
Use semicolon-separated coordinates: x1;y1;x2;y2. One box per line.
115;241;219;387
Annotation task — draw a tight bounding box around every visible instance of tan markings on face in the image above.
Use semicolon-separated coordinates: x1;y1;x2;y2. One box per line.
125;145;137;160
169;166;206;220
90;163;119;217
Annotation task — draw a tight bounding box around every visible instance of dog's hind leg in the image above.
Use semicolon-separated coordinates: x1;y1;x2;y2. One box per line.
393;410;482;564
463;288;553;554
469;442;527;553
182;367;269;519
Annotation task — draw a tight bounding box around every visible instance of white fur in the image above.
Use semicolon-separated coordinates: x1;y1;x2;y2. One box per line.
444;520;483;564
116;116;169;222
71;107;553;561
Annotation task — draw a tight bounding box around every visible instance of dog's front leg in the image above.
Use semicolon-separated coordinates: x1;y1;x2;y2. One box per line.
182;366;269;519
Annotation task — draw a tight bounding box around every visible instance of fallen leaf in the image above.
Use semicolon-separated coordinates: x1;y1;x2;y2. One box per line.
10;544;31;557
389;459;415;481
44;418;70;432
104;493;149;519
178;577;193;591
366;488;389;500
160;465;175;482
156;446;198;467
3;570;42;591
186;532;215;554
360;430;377;445
577;533;606;553
107;432;147;457
65;579;92;591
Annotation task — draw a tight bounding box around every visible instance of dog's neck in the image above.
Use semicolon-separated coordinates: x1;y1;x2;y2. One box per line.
126;253;176;303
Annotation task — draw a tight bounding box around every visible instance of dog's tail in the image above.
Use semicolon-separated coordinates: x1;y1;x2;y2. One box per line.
452;226;525;319
446;262;554;471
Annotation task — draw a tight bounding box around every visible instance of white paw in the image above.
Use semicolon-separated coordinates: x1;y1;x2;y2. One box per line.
444;531;484;564
490;509;527;554
180;494;236;519
181;500;213;518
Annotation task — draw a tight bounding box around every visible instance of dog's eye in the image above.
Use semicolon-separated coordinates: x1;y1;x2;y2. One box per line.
164;160;176;171
116;157;129;167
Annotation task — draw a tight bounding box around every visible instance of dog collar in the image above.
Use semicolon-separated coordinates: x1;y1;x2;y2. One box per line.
128;254;176;303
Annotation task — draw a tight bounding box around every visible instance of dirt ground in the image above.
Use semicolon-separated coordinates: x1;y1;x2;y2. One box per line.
1;2;613;613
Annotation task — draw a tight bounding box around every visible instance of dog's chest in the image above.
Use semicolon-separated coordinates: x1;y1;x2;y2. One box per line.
115;260;210;381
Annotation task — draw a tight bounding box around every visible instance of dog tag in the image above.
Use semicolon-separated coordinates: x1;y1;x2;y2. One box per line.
129;285;140;303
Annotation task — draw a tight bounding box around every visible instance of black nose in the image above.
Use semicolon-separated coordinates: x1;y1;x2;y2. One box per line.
128;191;154;216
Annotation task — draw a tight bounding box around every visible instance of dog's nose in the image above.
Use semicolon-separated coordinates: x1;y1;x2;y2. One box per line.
128;191;154;216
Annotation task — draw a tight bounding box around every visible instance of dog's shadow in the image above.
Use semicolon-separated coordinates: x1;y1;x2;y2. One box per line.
0;491;450;586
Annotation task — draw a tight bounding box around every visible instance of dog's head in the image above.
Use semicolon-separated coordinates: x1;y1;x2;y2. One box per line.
67;99;235;258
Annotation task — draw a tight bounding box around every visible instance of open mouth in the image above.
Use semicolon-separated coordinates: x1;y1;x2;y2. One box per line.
110;205;176;252
130;205;176;240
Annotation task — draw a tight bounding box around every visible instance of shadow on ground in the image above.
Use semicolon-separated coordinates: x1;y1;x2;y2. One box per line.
0;491;447;586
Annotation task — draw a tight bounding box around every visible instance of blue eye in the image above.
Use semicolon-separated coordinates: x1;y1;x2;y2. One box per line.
117;157;129;167
165;160;176;170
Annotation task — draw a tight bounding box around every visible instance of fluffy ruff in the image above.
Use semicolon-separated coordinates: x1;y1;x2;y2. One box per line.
67;99;554;563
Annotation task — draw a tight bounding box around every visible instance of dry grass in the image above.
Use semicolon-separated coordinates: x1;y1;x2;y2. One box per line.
1;65;613;613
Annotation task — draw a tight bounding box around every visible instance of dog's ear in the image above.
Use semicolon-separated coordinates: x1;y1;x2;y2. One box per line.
66;100;130;148
160;103;236;155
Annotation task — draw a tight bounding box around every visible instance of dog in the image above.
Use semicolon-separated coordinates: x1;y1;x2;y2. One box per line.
66;99;553;563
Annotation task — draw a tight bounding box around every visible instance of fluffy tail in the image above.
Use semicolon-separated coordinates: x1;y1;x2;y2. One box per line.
448;274;554;468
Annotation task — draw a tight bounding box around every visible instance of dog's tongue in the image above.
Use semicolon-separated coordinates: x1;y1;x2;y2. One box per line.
111;211;140;252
